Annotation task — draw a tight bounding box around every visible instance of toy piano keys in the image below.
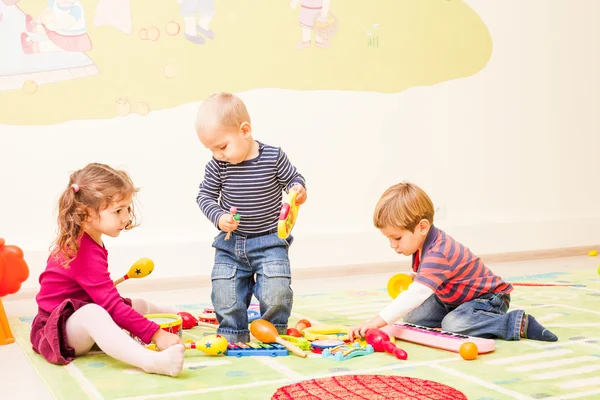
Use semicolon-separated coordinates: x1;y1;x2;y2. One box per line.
382;323;495;354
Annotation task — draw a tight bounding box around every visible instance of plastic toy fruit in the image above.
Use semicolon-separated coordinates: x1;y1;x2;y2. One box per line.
459;341;478;360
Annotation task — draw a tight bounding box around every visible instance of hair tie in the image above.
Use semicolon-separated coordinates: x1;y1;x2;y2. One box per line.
71;184;80;193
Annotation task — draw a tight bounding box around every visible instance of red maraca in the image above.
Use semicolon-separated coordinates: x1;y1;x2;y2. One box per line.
178;312;198;330
365;329;408;360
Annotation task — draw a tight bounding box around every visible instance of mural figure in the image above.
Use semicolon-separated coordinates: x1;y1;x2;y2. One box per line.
177;0;215;45
0;0;493;123
21;0;92;54
290;0;337;50
0;0;98;92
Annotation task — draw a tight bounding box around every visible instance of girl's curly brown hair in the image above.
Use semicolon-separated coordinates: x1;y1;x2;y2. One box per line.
51;163;139;266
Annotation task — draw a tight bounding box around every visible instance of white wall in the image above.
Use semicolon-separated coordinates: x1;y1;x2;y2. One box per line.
1;0;599;289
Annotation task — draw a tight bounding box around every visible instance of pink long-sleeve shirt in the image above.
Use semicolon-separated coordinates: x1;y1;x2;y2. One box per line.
35;233;160;344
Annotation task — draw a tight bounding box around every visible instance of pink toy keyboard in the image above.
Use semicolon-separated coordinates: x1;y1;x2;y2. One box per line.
381;323;496;354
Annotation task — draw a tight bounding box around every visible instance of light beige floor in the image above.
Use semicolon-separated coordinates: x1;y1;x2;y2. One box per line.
1;255;597;399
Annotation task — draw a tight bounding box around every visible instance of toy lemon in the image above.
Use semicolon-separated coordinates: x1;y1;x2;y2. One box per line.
387;273;413;299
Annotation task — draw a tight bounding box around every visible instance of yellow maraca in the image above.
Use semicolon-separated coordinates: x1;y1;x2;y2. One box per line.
114;258;154;286
278;190;300;239
146;335;228;355
185;335;228;355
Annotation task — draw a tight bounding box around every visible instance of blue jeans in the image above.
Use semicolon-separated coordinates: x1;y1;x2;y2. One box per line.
404;292;524;340
210;232;294;343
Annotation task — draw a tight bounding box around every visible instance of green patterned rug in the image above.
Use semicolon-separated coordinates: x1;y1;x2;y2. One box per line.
10;270;600;400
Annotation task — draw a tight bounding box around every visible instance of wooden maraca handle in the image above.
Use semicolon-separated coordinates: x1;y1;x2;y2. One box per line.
275;336;307;358
147;343;196;351
113;275;126;286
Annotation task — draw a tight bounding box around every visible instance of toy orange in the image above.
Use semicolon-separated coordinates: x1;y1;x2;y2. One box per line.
459;341;478;360
387;273;413;298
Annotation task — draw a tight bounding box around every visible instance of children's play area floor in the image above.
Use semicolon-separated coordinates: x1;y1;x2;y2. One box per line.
3;256;600;400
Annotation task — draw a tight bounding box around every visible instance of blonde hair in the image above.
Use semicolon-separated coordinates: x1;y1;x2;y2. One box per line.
52;163;139;266
373;182;434;232
195;92;251;137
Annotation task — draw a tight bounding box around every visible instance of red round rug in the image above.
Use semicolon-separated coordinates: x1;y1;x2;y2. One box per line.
272;375;467;400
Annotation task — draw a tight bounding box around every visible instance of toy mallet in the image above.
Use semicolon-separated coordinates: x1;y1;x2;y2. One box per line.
365;328;408;360
250;319;308;358
225;207;241;241
114;258;154;286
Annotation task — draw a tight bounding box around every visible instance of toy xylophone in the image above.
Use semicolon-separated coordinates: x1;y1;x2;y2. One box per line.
381;323;495;354
226;342;288;357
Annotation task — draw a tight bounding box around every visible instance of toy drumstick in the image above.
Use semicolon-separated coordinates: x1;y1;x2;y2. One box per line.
224;207;241;240
114;258;154;286
250;319;307;358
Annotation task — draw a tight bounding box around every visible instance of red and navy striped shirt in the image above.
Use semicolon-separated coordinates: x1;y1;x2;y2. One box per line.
413;226;512;305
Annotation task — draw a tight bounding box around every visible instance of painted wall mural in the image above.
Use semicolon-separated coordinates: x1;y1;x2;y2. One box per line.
0;0;492;125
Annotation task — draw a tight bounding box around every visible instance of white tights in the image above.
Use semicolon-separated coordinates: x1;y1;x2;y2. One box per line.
130;298;180;316
65;300;184;377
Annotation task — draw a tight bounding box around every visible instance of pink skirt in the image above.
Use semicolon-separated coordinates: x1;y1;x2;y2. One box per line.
30;298;132;365
299;5;322;29
43;25;92;52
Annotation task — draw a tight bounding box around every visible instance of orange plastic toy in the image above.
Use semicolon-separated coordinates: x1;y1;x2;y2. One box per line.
0;238;30;345
459;341;478;360
250;319;308;358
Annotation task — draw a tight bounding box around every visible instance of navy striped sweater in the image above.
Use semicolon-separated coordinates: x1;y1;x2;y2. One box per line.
196;142;306;236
